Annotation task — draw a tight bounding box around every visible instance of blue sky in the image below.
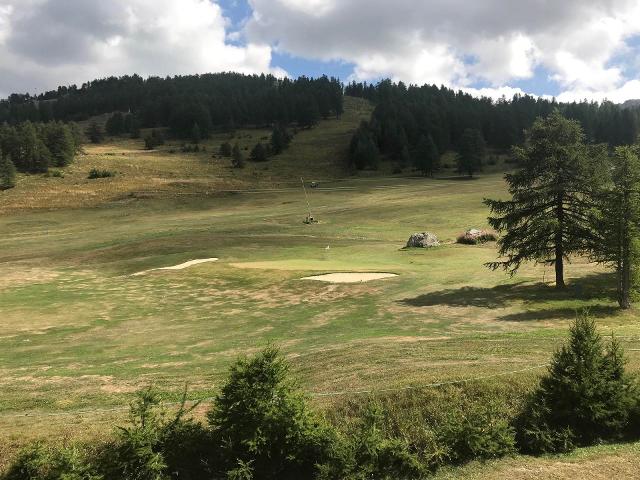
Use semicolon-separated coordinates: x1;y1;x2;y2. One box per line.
1;0;639;102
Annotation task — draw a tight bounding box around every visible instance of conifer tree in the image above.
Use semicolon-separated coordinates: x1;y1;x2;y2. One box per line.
219;142;232;157
191;123;201;144
250;142;268;162
0;153;16;190
86;121;103;144
413;134;440;176
232;142;244;168
43;122;75;167
485;112;598;288
456;128;485;177
517;313;636;453
589;146;640;308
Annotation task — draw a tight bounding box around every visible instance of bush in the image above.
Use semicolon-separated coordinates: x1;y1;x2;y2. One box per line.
207;347;338;480
516;313;638;454
219;142;232;157
4;443;99;480
249;143;268;162
87;169;114;179
144;130;165;150
456;230;497;245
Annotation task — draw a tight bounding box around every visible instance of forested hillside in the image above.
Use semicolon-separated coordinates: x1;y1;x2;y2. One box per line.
346;80;640;170
0;73;344;138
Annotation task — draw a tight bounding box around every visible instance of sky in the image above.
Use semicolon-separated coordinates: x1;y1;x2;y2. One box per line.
1;0;640;102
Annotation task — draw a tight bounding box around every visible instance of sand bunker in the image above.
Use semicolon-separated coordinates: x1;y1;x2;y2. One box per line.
132;258;218;276
301;272;397;283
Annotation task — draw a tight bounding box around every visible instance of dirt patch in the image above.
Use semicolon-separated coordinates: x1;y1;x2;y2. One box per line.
301;272;398;283
132;258;218;276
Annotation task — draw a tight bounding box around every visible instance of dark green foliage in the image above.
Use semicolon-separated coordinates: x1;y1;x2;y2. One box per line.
345;80;640;150
3;443;100;480
88;168;114;179
207;347;337;480
41;122;76;167
86;122;103;144
516;313;637;454
346;402;426;480
232;143;244;169
456;128;485;177
191;123;202;144
349;122;380;170
296;94;321;128
0;154;16;190
270;124;292;154
249;142;268;162
437;399;516;463
144;130;165;150
413;134;439;176
485;112;601;288
106;112;126;136
12;122;51;173
219;142;232;157
589;146;640;308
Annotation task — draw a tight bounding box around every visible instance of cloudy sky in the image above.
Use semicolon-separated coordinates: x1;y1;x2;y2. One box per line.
1;0;639;102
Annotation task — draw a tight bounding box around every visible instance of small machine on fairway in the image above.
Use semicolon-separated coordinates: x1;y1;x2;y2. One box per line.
301;177;318;224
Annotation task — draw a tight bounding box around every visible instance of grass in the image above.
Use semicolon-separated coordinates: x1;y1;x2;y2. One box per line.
0;99;639;476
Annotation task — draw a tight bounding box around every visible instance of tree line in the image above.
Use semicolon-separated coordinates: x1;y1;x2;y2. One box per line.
346;79;640;172
0;121;81;189
4;314;639;479
0;73;344;140
486;111;640;309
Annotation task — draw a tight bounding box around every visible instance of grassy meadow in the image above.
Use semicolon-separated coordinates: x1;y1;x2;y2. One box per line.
1;98;640;476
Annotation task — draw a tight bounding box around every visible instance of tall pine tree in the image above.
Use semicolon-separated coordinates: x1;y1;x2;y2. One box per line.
485;111;597;288
413;134;440;176
589;146;640;308
456;128;485;177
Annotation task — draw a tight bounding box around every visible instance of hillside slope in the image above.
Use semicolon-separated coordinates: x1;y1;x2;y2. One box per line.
0;96;372;214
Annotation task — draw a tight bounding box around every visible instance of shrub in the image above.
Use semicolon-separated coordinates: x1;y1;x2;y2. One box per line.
438;398;516;463
516;313;638;454
219;142;232;157
207;347;338;480
144;130;165;150
456;230;497;245
3;443;99;480
87;169;114;179
249;142;268;162
99;387;212;480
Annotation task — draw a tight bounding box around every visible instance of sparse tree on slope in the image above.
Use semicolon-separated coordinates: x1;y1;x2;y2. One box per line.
86;121;103;144
0;152;16;190
232;142;244;168
589;146;640;308
413;133;440;176
456;128;485;177
485;111;599;289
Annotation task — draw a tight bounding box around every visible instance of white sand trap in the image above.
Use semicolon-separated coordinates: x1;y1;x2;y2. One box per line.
301;272;397;283
132;258;218;276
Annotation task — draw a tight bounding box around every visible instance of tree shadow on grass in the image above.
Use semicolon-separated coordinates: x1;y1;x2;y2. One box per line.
397;273;618;321
497;305;618;322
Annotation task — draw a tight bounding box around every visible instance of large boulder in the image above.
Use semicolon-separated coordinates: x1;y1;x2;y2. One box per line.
406;232;439;248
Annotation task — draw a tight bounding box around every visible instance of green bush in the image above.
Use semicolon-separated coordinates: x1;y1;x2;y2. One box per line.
207;346;338;480
516;313;637;454
87;169;114;179
3;443;100;480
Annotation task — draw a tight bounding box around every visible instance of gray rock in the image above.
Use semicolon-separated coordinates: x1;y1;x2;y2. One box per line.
406;232;439;248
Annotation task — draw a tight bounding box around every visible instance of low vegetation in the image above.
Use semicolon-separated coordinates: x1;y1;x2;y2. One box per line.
4;314;638;479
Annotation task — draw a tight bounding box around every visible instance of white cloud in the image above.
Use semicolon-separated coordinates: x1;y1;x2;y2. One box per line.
246;0;640;101
0;0;281;96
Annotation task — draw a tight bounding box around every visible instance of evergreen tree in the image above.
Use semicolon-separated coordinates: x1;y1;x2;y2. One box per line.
106;112;125;136
191;123;201;144
517;313;636;453
349;122;380;170
42;122;75;167
0;154;16;190
589;146;640;308
86;121;103;144
249;142;268;162
219;142;232;157
456;128;485;177
12;122;51;173
207;347;335;479
232;142;244;168
270;124;291;154
485;112;598;288
413;134;440;176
